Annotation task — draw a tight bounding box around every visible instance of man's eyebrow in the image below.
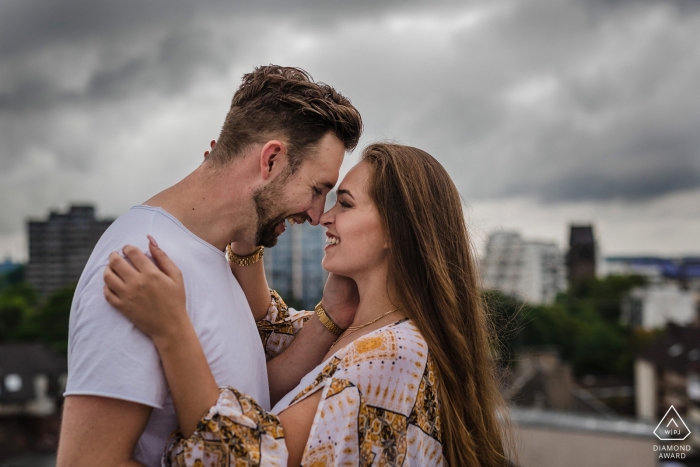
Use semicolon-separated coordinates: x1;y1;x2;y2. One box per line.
337;189;354;199
321;182;334;190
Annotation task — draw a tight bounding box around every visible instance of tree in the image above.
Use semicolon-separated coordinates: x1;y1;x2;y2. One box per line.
0;281;38;341
486;274;649;377
24;284;76;354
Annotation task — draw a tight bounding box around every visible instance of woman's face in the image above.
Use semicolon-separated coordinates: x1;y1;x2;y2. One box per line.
320;161;388;279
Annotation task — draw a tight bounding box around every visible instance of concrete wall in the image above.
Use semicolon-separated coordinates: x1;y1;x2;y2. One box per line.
636;358;657;420
514;426;657;467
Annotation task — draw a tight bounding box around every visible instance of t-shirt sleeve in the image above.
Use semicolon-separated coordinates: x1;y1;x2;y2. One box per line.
64;263;168;408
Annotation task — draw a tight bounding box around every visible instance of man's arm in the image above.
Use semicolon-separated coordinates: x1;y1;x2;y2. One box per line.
228;243;271;321
57;395;152;467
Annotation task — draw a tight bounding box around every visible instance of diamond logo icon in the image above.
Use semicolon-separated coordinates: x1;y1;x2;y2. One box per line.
654;406;691;441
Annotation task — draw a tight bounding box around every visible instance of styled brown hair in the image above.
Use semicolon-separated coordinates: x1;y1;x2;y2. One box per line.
208;65;363;171
362;143;514;467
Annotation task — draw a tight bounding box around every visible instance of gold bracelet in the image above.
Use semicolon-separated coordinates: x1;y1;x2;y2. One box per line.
314;301;344;336
225;244;264;266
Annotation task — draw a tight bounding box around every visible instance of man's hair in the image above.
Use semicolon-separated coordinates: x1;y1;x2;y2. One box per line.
208;65;363;171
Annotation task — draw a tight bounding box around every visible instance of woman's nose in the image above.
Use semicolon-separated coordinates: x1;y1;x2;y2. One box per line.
320;208;333;226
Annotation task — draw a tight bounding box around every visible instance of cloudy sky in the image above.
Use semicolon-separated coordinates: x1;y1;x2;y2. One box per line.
2;0;699;261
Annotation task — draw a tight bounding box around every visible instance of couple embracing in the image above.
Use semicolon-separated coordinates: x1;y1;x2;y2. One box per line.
57;65;511;467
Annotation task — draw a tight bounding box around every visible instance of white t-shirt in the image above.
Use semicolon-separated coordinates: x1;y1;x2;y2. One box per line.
65;205;270;467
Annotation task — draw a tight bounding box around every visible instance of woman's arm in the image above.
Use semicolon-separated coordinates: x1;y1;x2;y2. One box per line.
228;242;271;321
103;239;321;465
103;239;219;437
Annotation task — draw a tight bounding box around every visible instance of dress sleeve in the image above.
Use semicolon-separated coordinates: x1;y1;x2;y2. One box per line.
163;387;288;467
256;289;314;360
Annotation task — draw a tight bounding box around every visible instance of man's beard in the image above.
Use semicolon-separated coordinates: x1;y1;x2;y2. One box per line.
252;173;289;248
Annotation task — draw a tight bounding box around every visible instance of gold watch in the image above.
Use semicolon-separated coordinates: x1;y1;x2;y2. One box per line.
225;244;264;266
315;301;344;336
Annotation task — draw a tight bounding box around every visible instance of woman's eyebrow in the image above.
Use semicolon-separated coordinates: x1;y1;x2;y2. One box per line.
337;189;354;199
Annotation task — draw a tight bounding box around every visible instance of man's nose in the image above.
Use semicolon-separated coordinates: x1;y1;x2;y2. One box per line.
306;200;325;226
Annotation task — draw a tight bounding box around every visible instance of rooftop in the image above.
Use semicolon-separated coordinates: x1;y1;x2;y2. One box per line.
510;407;658;439
638;323;700;374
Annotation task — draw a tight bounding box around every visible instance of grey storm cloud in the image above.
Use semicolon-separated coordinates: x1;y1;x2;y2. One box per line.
1;0;700;242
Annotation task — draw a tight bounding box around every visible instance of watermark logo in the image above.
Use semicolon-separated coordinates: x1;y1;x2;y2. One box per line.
654;405;691;441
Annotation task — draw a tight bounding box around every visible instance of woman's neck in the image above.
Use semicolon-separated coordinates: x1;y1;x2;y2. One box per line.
349;265;403;328
322;265;405;361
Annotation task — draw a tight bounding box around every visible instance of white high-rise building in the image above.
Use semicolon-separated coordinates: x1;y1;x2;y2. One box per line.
480;231;567;304
621;283;697;329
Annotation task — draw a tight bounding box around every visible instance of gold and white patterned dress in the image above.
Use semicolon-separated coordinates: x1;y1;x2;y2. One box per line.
163;291;445;466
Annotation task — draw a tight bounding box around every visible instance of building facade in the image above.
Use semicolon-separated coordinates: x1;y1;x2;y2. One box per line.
480;231;566;304
26;205;113;296
566;224;597;285
602;256;700;290
634;323;700;449
263;192;333;310
622;283;697;329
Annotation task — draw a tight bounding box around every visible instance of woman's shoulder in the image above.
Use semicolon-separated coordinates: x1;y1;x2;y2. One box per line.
333;318;434;416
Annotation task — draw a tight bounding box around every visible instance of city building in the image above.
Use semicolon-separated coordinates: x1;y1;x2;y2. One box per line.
603;256;700;290
0;343;66;417
635;323;700;438
26;205;113;296
263;192;333;309
480;231;566;304
621;283;698;329
0;343;67;458
566;224;597;285
505;348;623;417
0;259;20;275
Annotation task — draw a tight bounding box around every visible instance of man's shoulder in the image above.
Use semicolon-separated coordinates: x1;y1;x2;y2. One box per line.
93;206;155;246
74;207;167;293
85;205;193;262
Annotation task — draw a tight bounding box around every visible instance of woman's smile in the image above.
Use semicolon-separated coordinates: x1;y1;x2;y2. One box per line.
324;233;341;249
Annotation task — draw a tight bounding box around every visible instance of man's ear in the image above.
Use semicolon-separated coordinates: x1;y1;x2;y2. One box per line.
259;140;288;181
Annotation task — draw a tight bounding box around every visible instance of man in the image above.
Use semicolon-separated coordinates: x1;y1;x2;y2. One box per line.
57;65;363;467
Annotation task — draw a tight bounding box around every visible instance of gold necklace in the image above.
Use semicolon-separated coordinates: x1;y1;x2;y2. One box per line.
330;307;403;349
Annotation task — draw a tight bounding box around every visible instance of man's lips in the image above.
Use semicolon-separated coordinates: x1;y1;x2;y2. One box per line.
286;215;308;226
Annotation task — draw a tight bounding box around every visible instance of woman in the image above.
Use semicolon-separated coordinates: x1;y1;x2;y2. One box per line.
104;143;512;466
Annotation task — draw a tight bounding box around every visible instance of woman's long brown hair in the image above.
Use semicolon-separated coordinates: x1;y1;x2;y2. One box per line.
362;143;514;467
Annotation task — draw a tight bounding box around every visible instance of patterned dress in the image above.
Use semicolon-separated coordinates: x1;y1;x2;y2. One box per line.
163;291;445;466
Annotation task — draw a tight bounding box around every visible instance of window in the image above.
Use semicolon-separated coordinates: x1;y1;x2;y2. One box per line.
4;373;22;392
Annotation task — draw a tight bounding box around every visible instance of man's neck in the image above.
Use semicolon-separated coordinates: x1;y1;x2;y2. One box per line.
143;161;253;251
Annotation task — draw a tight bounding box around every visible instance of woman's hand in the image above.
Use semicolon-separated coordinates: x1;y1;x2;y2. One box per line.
321;274;359;329
203;139;216;159
105;236;221;438
103;236;189;346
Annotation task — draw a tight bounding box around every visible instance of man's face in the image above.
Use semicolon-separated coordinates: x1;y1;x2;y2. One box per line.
252;133;345;247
